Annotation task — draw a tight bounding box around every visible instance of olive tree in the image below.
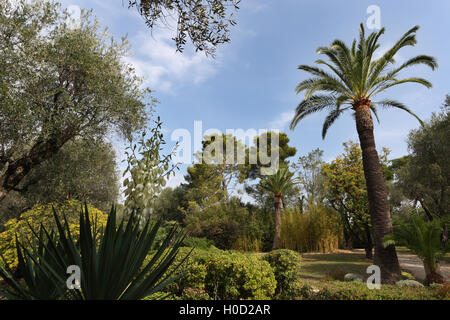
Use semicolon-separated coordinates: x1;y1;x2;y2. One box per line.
128;0;240;56
0;1;151;203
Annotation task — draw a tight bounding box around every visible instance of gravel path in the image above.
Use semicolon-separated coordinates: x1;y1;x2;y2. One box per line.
396;251;450;282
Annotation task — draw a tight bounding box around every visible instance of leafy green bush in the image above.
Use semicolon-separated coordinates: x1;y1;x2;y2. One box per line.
297;281;444;300
205;251;276;300
150;246;220;297
166;247;208;296
182;237;216;250
0;200;108;268
263;249;302;298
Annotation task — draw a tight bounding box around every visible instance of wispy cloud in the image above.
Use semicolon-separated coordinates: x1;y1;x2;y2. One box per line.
125;30;218;93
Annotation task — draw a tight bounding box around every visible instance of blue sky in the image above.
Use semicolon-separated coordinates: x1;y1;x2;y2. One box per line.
60;0;450;192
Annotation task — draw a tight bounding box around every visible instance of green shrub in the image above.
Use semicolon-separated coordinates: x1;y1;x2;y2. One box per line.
182;237;216;250
205;251;276;300
180;288;213;300
263;249;302;298
297;281;443;300
0;200;108;268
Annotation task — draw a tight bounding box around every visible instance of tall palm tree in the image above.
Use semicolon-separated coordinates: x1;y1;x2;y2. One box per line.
261;166;300;250
290;24;437;283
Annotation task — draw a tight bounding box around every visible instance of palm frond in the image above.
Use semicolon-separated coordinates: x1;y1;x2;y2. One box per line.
290;95;338;129
375;99;423;125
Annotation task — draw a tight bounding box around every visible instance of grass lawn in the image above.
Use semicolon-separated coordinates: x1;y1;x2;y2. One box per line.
298;250;373;282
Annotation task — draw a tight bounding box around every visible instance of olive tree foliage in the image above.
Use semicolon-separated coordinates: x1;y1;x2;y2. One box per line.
394;97;449;221
0;138;120;224
0;1;150;203
128;0;240;56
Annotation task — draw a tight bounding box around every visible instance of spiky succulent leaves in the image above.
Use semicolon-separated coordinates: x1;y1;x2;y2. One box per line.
0;204;187;300
0;244;31;299
291;23;437;137
64;204;187;300
0;221;74;300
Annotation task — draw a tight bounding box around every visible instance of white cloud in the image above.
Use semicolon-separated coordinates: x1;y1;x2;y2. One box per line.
125;30;218;93
269;110;295;130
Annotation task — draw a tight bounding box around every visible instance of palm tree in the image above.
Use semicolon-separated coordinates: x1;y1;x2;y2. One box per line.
261;166;300;250
384;216;449;285
290;24;437;283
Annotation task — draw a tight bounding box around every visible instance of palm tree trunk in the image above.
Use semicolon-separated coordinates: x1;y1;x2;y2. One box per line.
272;193;282;250
354;100;401;284
364;224;373;259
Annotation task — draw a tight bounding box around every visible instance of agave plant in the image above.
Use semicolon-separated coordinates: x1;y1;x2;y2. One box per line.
0;204;187;300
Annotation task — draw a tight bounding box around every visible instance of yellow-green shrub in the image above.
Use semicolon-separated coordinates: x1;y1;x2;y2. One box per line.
205;251;276;300
0;200;108;268
263;249;302;299
280;204;342;253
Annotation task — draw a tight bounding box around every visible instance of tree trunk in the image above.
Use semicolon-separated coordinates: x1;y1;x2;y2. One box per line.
0;129;74;203
424;262;444;285
441;223;448;247
364;225;373;260
353;100;401;284
272;193;282;250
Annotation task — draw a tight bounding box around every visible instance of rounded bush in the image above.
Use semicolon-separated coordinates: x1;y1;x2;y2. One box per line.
0;200;108;268
263;249;302;298
205;251;276;300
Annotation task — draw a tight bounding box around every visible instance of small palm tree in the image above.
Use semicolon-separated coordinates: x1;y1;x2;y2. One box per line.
261;167;300;250
290;24;437;283
384;217;450;285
